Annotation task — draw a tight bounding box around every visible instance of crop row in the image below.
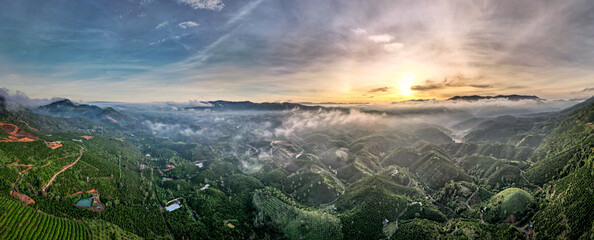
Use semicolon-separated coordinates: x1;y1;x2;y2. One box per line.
0;196;89;240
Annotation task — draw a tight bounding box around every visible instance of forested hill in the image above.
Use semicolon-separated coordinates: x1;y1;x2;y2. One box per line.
526;97;594;239
36;99;130;123
0;97;592;239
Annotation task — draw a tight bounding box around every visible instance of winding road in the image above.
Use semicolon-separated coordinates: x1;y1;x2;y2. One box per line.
42;146;85;194
520;171;544;192
0;122;38;142
18;114;39;132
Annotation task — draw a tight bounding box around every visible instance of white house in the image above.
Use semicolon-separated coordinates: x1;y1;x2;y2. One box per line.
165;203;181;212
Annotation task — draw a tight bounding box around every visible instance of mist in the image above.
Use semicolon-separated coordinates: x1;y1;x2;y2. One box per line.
3;88;587;170
0;88;65;109
122;97;587;145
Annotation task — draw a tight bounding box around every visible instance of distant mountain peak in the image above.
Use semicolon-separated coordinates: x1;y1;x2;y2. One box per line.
185;100;323;111
51;99;76;105
36;99;129;123
448;94;541;101
0;95;5;109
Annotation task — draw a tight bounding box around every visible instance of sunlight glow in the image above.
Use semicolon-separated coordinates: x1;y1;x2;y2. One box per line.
398;72;416;96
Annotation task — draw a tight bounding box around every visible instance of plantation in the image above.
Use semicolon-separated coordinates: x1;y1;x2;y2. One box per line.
284;165;345;205
409;151;471;189
83;219;142;240
391;218;525;240
0;195;89;239
484;188;535;224
0;166;18;194
532;163;594;239
99;204;171;239
0;93;592;239
253;187;343;240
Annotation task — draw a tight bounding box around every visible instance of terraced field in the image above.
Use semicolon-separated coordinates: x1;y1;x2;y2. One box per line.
0;195;89;240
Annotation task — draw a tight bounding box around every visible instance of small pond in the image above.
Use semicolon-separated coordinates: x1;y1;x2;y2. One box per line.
75;197;93;207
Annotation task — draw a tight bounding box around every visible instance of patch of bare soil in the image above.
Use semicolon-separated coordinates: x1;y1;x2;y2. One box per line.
0;122;41;142
10;191;35;205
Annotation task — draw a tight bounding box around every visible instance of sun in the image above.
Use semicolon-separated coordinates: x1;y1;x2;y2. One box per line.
398;72;416;96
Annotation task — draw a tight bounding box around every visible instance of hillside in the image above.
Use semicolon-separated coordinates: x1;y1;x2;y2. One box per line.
483;188;534;224
0;97;592;239
0;195;90;239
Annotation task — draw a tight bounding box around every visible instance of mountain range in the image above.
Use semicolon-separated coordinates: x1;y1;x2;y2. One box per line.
36;99;129;123
0;94;592;239
448;94;542;101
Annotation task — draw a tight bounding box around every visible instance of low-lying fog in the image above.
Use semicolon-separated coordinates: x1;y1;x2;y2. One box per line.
1;88;588;173
115;98;582;142
93;97;580;173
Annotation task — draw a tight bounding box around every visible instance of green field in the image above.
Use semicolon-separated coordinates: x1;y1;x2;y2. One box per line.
0;195;89;240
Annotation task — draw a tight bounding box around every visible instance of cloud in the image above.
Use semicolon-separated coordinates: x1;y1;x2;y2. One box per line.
165;100;213;109
178;0;224;11
388;98;584;118
178;21;199;29
143;120;207;137
582;87;594;92
0;88;65;108
188;100;213;107
351;28;367;35
383;42;404;53
368;34;394;43
368;87;390;94
155;21;169;30
227;0;265;25
411;75;493;91
177;23;245;66
2;0;593;102
140;0;155;6
274;109;388;137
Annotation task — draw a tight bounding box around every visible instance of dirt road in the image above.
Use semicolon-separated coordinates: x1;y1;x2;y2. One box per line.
521;171;545;192
42;146;84;194
0;122;39;142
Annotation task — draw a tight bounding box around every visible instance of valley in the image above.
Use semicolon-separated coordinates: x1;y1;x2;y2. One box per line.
1;0;592;239
0;96;592;239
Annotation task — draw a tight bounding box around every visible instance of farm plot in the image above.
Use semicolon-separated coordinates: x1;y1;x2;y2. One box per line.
0;195;90;239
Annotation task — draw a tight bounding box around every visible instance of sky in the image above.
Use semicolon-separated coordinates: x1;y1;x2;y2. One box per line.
0;0;593;103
